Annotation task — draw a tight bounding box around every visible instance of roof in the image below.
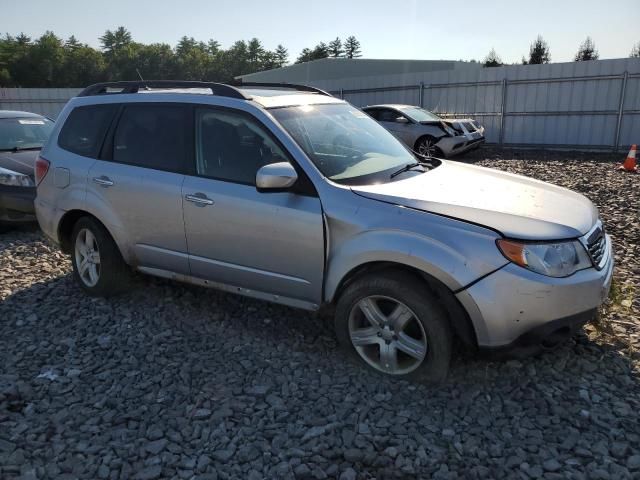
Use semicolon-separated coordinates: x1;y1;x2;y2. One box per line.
0;110;46;119
237;58;481;83
75;81;344;109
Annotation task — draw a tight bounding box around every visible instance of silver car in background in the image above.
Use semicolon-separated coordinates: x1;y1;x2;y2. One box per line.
35;81;612;381
362;104;485;157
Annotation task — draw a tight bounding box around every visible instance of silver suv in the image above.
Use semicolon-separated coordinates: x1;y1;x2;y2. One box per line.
35;81;613;381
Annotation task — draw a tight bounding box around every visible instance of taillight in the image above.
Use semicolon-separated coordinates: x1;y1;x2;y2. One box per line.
35;156;50;185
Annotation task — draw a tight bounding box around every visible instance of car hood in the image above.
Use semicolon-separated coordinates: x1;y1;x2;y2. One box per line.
0;149;39;178
351;160;598;240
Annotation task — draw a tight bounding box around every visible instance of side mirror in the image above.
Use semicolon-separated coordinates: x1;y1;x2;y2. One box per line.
256;162;298;191
395;116;409;124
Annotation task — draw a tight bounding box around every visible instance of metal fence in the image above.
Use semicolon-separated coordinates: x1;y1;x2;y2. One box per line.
308;57;640;151
0;88;81;119
1;58;639;151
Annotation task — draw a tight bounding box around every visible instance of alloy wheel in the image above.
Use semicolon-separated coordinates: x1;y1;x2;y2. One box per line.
348;295;428;375
74;228;101;287
418;138;436;157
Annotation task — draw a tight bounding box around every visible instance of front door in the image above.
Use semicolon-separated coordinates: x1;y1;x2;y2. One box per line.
182;107;325;306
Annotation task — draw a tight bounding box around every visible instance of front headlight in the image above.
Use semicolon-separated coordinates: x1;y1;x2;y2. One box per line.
0;166;35;187
497;239;592;277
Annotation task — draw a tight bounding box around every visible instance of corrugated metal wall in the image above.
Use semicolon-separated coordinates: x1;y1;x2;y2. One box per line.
304;58;640;150
1;57;639;150
0;88;81;119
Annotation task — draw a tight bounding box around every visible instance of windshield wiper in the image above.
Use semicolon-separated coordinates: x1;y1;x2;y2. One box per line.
390;162;425;179
0;146;42;153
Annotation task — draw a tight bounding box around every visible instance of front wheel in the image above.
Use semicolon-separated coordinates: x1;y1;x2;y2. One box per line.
416;136;443;158
71;217;130;296
335;271;452;382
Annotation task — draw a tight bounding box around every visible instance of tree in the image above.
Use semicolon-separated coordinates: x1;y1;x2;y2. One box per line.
274;44;288;67
525;35;550;64
295;48;313;64
575;37;599;61
630;41;640;58
483;48;503;67
99;26;132;55
328;37;343;58
344;36;362;59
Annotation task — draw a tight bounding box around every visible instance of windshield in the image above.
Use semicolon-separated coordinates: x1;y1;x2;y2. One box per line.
0;117;54;151
398;106;442;123
270;103;419;185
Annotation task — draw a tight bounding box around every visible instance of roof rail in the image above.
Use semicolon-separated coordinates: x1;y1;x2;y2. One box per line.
77;80;249;100
231;81;333;97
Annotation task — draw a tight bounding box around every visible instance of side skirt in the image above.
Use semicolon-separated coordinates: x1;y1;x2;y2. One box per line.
137;266;320;311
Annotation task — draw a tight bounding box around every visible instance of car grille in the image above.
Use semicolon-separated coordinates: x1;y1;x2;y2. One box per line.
586;225;606;267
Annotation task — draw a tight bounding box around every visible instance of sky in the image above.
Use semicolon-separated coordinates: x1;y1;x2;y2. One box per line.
2;0;639;64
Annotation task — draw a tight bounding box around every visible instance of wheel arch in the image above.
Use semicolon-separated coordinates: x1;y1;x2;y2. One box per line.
329;261;478;348
57;209;130;263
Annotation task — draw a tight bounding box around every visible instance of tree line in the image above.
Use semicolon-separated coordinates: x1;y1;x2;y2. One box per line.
0;27;364;87
483;36;640;67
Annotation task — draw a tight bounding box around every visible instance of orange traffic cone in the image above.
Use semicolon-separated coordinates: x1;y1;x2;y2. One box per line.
619;144;638;173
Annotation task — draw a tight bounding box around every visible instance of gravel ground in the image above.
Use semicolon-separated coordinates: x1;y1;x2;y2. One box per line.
1;150;639;480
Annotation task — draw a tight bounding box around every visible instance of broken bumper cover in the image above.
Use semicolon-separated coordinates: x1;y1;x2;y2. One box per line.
456;234;614;349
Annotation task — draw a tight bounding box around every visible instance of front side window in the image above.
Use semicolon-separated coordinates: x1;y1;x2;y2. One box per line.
195;108;290;185
0;117;54;151
113;104;187;172
58;105;116;158
271;103;420;185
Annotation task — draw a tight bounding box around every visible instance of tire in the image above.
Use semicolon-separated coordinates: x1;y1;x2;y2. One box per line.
415;136;443;158
334;270;452;382
70;216;130;297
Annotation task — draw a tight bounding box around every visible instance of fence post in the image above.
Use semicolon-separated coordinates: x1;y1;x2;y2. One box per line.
498;78;508;145
418;82;424;107
339;88;344;100
614;71;628;152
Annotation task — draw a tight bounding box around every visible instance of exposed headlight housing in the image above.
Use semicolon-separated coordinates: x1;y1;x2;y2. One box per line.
0;166;35;187
497;239;592;277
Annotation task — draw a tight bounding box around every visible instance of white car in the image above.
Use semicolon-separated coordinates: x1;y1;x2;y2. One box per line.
363;104;485;157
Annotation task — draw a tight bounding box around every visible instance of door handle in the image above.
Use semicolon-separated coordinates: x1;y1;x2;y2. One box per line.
185;193;214;206
92;176;114;187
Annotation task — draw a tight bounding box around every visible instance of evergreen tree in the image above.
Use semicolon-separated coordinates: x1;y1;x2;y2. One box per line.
526;35;551;64
328;37;343;58
274;44;288;67
575;37;599;61
483;48;503;67
344;36;362;59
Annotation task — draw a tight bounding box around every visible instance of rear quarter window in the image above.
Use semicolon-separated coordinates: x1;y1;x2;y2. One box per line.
58;104;117;158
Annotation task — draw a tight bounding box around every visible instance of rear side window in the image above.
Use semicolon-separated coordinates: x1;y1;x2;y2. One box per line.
113;104;187;172
58;105;116;158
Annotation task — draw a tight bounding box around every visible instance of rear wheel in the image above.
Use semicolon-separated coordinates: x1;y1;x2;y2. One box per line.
416;136;442;158
335;271;452;382
71;217;130;296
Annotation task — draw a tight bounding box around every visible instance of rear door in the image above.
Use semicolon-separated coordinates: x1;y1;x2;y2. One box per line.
181;107;325;307
86;103;190;274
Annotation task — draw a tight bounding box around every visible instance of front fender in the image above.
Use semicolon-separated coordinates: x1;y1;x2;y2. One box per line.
324;222;507;303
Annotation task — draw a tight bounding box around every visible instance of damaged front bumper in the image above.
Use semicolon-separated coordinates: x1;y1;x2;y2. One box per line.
455;234;614;351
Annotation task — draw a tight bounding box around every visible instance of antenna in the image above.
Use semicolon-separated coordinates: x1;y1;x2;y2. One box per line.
136;69;149;90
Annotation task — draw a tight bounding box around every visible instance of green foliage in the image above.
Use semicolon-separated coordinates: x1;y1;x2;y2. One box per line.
0;26;330;86
483;48;503;67
525;35;551;64
344;36;362;59
575;36;599;61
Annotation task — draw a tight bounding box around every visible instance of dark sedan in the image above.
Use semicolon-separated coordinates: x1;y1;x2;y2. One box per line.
0;110;55;231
